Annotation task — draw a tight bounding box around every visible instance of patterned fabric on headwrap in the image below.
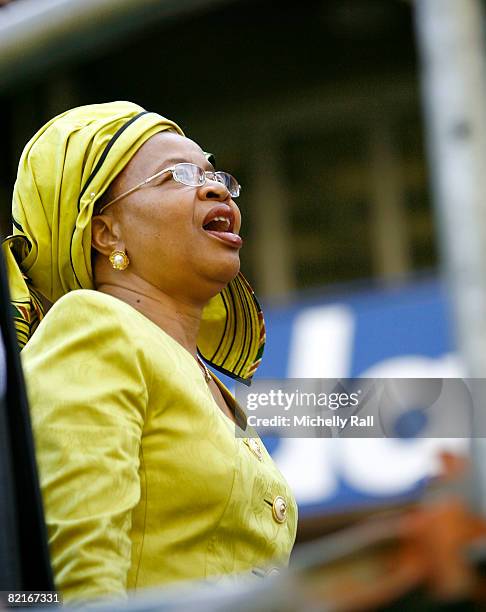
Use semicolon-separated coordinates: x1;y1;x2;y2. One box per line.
2;101;265;384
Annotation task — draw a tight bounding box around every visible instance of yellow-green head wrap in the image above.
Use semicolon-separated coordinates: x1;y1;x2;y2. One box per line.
3;101;264;385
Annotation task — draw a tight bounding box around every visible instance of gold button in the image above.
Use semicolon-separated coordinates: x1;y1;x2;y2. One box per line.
272;495;287;523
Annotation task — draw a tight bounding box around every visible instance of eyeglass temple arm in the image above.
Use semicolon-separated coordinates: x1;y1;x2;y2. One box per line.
97;167;174;214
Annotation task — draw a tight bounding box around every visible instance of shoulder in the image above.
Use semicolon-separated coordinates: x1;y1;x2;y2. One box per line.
35;289;151;335
22;289;143;359
22;289;177;371
21;290;155;397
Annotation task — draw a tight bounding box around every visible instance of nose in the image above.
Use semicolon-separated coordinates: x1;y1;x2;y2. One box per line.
198;178;231;202
198;180;241;234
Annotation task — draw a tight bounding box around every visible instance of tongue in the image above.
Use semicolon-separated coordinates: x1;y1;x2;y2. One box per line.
205;230;243;247
203;219;242;246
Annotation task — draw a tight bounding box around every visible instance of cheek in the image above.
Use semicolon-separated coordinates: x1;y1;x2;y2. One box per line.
121;202;196;259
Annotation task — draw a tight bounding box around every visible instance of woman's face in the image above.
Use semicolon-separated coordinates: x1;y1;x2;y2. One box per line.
97;132;242;302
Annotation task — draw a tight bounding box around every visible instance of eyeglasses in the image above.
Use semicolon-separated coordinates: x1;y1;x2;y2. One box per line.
98;162;241;213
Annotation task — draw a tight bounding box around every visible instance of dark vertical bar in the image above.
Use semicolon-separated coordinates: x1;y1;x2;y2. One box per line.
0;249;54;590
0;342;21;590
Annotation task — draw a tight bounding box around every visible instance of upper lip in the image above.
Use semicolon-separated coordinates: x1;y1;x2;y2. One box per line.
202;204;237;234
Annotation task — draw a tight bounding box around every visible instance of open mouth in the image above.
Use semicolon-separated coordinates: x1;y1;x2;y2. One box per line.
202;205;242;247
203;216;233;232
202;205;235;233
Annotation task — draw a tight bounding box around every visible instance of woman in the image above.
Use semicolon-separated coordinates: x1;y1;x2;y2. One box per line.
3;102;297;603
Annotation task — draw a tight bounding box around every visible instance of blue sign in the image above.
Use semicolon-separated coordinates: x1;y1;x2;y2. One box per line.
248;278;467;516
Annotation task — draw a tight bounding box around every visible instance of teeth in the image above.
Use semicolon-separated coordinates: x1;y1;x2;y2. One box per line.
212;216;231;230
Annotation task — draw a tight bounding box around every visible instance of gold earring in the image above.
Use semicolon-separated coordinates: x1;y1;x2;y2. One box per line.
109;249;129;271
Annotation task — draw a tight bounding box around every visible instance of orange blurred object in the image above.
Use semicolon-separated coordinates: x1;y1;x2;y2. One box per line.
292;451;486;611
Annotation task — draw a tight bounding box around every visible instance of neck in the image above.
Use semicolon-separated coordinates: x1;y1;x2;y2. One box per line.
96;279;204;356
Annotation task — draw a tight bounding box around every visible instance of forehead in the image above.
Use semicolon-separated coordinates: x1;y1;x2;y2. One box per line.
122;132;207;183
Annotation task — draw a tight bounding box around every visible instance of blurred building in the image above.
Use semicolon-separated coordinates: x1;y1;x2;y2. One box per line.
3;0;467;522
0;0;435;301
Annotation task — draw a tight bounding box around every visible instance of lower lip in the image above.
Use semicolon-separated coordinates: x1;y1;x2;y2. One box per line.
204;230;243;248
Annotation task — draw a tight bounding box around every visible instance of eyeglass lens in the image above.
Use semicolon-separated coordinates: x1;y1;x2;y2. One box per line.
173;164;206;187
172;163;240;197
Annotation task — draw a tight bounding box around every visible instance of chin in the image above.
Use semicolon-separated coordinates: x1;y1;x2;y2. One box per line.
204;253;241;291
219;257;241;284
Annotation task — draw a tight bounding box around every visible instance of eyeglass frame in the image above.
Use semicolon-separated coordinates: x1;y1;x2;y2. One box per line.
98;162;241;214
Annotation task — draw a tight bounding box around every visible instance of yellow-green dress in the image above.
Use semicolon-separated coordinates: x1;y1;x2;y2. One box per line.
21;290;297;603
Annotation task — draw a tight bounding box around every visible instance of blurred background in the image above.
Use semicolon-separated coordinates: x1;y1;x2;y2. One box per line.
0;0;478;575
0;0;432;297
0;0;467;529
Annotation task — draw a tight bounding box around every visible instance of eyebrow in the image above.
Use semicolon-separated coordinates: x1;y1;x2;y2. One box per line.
152;157;215;174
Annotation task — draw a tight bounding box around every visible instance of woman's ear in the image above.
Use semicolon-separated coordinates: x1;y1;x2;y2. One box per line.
91;214;123;256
